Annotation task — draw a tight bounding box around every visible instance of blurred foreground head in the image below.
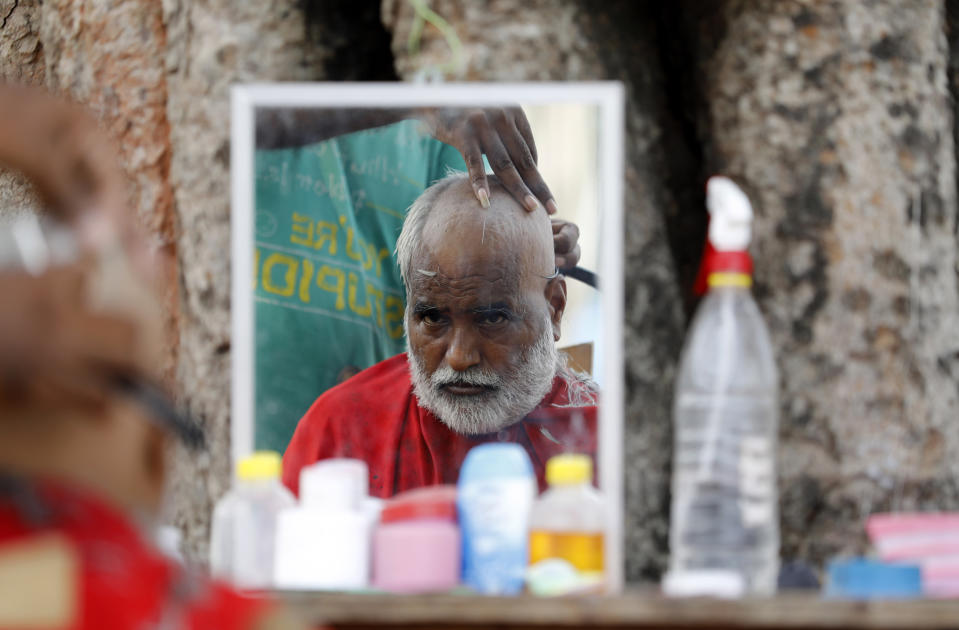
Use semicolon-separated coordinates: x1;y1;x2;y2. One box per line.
0;84;173;518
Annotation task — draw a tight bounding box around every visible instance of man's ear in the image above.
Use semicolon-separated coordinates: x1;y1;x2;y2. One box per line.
545;277;567;341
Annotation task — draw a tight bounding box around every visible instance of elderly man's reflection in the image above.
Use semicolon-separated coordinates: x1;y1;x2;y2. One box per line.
283;173;597;497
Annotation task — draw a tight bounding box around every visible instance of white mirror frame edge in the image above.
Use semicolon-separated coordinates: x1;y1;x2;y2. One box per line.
230;82;625;591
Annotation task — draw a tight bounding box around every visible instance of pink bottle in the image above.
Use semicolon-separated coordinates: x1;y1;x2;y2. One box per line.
372;485;461;593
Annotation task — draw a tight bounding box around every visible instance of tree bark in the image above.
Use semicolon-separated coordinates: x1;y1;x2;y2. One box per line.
36;0;180;387
0;0;44;226
160;0;328;562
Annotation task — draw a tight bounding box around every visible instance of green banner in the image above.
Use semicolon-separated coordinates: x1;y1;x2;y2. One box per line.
253;120;466;453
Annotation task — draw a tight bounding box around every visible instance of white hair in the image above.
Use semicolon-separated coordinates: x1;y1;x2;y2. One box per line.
555;358;600;408
395;172;464;289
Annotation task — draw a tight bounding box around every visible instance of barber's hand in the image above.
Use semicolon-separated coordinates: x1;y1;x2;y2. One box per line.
552;219;581;270
0;264;138;410
0;84;164;409
0;84;140;262
423;107;558;215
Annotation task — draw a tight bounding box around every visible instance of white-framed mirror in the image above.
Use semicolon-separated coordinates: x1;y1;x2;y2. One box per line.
231;82;624;591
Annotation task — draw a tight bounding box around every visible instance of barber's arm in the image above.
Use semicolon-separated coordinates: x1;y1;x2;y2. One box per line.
255;108;412;148
259;106;555;212
0;85;126;237
257;106;581;268
0;266;137;410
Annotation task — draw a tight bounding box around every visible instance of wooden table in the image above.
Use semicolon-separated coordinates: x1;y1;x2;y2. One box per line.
279;592;959;630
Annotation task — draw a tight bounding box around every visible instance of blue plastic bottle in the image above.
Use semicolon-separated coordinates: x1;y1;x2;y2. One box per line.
457;443;537;595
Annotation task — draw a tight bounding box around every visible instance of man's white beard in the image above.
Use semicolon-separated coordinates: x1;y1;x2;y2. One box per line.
407;318;559;435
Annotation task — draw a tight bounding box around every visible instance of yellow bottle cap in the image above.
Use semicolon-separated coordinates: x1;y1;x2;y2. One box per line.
237;451;283;481
546;454;593;486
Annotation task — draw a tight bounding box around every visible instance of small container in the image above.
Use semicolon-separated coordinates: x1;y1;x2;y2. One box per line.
373;485;460;593
273;458;372;590
825;558;921;600
209;451;296;590
458;443;537;595
528;454;605;576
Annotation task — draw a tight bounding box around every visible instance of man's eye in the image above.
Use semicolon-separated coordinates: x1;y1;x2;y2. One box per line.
481;312;508;326
421;312;445;325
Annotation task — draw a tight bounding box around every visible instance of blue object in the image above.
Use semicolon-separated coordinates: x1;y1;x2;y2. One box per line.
825;557;921;599
457;444;536;595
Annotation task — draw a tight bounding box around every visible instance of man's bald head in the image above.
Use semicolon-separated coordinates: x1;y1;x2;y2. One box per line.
397;173;554;291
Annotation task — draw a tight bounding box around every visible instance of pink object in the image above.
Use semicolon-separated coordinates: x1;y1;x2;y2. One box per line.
867;513;959;560
867;513;959;598
372;485;461;593
867;513;959;536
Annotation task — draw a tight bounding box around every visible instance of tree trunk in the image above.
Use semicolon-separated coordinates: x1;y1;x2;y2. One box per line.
0;0;44;225
160;0;327;562
36;0;181;386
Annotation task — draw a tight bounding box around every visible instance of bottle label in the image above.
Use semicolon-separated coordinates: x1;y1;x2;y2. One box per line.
738;436;775;527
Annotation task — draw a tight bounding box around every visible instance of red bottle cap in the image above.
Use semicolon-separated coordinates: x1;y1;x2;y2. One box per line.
708;250;753;275
380;485;458;524
693;240;754;296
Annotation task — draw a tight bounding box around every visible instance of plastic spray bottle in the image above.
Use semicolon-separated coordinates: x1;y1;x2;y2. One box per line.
664;176;780;597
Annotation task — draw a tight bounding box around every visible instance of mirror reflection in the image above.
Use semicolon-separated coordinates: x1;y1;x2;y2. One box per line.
251;103;604;496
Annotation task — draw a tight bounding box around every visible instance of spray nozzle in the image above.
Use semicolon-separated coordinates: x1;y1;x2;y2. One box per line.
706;176;753;252
692;176;755;295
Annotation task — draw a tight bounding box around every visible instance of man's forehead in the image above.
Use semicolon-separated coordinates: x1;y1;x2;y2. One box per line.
417;181;553;277
409;250;522;299
413;236;520;275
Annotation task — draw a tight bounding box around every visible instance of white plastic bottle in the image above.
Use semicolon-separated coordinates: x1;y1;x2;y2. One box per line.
664;176;780;597
273;458;373;590
209;451;296;590
528;454;605;578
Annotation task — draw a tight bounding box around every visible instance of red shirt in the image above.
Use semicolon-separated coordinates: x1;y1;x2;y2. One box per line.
283;353;597;498
0;477;269;630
